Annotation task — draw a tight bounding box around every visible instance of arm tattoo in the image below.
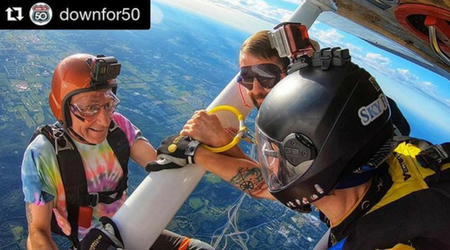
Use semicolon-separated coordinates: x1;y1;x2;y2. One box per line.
26;203;33;224
229;166;267;195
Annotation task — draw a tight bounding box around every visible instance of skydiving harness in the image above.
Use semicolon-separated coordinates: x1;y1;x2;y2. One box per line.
336;136;450;193
29;121;130;247
414;139;450;181
390;136;450;181
321;137;450;250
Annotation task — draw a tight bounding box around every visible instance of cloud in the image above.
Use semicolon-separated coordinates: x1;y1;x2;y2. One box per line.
343;43;363;54
154;0;277;32
363;52;391;69
394;68;420;84
280;0;304;4
358;53;450;109
151;4;163;24
205;0;291;23
308;25;450;110
309;27;344;47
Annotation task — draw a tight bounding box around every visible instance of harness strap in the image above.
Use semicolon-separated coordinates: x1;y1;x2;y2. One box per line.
106;121;129;202
65;188;126;207
31;122;130;246
40;124;85;246
416;143;450;172
392;136;450;182
393;135;432;149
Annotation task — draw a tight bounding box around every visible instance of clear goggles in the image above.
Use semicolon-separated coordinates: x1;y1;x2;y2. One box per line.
255;124;314;192
70;90;120;120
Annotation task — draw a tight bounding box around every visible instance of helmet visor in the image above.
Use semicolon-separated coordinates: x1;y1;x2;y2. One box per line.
255;124;313;192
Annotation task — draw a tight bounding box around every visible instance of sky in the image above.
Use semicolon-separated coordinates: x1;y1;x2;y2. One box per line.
154;0;450;140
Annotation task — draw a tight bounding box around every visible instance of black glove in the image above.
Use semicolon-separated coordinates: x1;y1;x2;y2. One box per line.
146;134;201;172
78;217;124;250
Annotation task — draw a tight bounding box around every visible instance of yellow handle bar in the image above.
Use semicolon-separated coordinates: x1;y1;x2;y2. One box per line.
201;105;246;153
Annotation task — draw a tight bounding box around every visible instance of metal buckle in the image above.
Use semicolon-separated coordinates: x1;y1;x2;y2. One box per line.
186;140;201;164
242;129;256;144
50;124;73;152
417;144;448;171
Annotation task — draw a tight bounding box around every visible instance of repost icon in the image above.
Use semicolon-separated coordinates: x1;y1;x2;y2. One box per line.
29;2;52;26
6;7;24;21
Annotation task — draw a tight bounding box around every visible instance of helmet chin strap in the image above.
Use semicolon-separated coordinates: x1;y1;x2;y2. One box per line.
67;114;96;145
67;127;95;146
72;112;86;122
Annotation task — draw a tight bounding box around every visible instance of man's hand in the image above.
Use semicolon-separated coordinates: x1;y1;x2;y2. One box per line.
181;110;232;147
78;217;123;250
145;134;201;172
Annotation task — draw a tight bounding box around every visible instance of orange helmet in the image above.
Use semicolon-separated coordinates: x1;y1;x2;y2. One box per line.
49;53;120;126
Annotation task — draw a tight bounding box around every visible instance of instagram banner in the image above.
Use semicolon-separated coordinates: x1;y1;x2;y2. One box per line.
1;0;151;29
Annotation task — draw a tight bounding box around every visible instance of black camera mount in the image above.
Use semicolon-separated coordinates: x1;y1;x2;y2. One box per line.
86;54;121;88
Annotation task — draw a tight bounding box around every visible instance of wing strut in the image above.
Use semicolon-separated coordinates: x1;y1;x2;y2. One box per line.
111;1;334;248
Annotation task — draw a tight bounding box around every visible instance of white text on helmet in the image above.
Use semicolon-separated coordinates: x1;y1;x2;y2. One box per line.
358;94;389;126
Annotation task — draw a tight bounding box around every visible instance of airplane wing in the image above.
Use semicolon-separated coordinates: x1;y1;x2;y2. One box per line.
316;0;450;80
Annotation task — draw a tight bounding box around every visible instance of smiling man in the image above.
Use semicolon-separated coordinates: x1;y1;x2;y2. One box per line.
69;89;121;144
21;53;213;250
171;31;305;199
150;29;410;202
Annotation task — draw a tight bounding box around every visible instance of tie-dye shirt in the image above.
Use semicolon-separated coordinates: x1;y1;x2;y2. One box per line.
21;112;145;240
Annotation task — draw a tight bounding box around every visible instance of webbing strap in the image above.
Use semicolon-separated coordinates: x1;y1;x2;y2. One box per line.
107;121;129;192
31;124;82;245
54;128;85;246
64;122;129;207
416;143;450;172
393;136;450;179
31;121;130;246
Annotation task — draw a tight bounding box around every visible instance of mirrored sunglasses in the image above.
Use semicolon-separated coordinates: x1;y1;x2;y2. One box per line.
237;63;282;90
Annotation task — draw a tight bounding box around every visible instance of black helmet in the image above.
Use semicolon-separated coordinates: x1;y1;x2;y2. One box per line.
255;55;393;212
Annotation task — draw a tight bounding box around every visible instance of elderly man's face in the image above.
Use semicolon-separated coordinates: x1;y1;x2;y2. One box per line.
69;89;119;144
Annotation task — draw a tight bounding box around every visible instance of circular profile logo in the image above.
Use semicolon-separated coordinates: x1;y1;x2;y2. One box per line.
29;2;53;26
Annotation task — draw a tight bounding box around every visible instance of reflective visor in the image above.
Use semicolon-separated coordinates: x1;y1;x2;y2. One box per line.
255;124;314;192
237;63;282;90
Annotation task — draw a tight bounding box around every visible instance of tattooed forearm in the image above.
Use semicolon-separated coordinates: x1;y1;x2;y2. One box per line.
26;203;33;224
229;166;268;196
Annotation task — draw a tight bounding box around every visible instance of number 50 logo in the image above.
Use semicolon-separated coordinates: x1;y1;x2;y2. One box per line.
29;2;52;26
